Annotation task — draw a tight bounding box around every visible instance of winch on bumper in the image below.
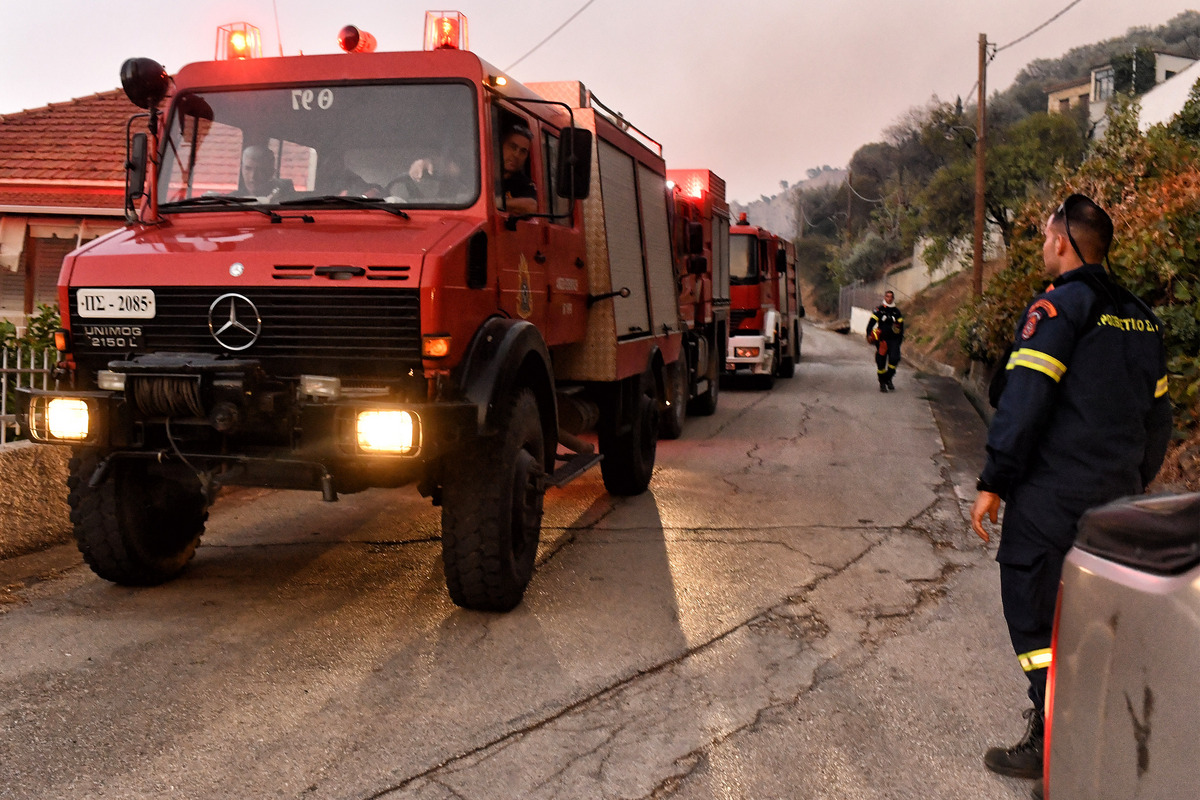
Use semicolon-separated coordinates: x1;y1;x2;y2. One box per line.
17;352;477;497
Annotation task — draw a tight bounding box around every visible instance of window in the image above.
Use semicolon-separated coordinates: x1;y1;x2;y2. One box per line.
541;132;572;223
160;83;480;208
1093;68;1115;102
729;233;759;284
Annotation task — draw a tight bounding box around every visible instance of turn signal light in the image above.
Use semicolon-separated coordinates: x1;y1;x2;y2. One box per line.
734;346;761;358
422;335;451;358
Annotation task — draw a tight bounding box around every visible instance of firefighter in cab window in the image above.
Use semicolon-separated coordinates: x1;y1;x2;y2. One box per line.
499;122;537;215
866;290;904;392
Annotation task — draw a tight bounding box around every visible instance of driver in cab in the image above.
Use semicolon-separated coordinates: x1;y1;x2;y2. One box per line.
240;144;293;201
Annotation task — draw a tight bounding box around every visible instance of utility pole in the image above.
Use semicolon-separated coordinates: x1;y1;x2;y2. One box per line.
973;33;987;298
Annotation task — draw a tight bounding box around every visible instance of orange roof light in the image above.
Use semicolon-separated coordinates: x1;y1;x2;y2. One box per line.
424;11;468;51
216;22;262;60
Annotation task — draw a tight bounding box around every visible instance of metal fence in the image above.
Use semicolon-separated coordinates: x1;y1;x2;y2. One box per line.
838;280;877;321
1;347;53;445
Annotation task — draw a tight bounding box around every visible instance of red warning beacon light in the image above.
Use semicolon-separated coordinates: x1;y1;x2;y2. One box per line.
338;25;377;53
424;11;469;51
216;22;262;60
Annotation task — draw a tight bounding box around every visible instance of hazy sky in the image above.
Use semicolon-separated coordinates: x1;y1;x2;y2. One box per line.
0;1;1192;202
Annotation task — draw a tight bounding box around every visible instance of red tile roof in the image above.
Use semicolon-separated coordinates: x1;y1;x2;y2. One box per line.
0;89;139;210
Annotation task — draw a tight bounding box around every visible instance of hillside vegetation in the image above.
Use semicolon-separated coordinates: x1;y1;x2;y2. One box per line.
791;11;1200;477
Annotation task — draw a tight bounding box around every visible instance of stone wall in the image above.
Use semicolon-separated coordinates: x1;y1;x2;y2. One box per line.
0;441;72;559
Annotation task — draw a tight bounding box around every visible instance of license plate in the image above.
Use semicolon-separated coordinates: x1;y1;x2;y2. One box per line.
77;289;156;319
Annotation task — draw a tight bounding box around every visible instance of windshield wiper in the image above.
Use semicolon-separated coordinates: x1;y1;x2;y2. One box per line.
161;196;281;221
276;195;410;219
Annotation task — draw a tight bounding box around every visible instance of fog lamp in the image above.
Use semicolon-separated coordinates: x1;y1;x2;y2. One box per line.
734;346;760;358
356;410;417;454
47;398;90;441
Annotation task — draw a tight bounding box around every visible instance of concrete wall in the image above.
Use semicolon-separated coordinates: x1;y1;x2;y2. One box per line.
0;441;71;559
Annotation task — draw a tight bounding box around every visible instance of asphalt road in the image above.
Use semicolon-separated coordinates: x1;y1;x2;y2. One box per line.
0;324;1038;800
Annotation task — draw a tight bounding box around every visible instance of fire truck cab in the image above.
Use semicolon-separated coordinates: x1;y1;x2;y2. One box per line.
725;213;803;389
17;16;683;612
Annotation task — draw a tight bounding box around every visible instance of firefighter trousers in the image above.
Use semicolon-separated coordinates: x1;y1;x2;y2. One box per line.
875;339;902;386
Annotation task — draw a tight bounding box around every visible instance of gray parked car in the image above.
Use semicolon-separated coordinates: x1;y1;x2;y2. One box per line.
1045;491;1200;799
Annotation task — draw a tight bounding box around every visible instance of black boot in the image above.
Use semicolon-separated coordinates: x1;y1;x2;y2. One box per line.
984;707;1043;779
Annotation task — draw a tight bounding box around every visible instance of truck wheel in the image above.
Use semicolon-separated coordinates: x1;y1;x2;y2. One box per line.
659;359;687;440
759;339;778;390
688;362;719;416
599;376;658;496
68;451;208;585
779;328;796;379
440;388;545;612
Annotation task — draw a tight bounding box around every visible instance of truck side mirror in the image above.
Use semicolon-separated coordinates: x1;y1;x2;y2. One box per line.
687;255;707;276
775;248;787;273
556;127;592;200
125;132;148;212
686;221;704;255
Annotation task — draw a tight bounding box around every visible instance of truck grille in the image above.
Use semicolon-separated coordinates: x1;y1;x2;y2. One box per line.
69;287;421;377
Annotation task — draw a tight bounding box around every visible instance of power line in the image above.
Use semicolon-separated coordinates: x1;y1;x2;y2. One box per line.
995;0;1086;53
505;0;599;72
958;0;1087;103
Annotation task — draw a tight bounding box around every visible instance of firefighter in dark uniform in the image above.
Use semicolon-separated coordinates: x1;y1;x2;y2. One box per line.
970;195;1172;789
866;290;904;391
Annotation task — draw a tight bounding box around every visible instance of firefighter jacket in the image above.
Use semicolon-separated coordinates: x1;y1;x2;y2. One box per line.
866;303;904;341
979;263;1172;525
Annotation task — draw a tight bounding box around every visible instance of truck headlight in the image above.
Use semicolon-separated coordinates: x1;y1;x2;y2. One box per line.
356;410;418;454
47;398;91;441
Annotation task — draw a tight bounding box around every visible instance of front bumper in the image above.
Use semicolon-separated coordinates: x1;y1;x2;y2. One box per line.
726;333;773;375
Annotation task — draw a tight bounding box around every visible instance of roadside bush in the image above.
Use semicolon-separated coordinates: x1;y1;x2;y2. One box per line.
956;98;1200;432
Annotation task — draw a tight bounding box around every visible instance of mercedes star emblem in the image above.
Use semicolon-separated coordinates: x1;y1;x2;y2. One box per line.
208;293;262;351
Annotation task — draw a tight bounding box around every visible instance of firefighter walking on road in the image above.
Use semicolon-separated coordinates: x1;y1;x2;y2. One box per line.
866;290;904;392
970;195;1172;791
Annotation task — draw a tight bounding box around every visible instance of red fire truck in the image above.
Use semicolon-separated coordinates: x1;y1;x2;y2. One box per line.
725;213;804;389
658;169;730;438
17;14;684;612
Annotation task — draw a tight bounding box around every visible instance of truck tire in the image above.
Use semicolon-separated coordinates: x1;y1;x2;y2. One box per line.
440;388;545;612
67;451;208;585
659;359;687;440
759;339;778;390
688;338;720;417
779;327;796;379
599;375;658;496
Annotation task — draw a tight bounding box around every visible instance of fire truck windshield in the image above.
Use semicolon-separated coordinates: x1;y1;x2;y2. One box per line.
729;234;759;284
159;83;480;209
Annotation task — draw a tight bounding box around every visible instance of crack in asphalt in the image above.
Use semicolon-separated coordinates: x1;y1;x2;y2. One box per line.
352;462;976;799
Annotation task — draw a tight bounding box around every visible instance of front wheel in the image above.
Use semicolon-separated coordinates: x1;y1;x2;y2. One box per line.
440;388;545;612
779;326;796;379
68;451;209;585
